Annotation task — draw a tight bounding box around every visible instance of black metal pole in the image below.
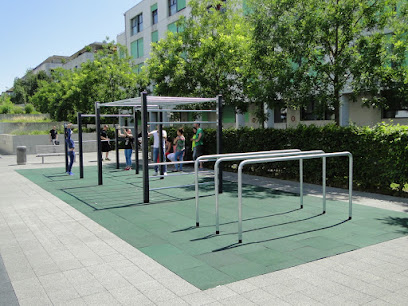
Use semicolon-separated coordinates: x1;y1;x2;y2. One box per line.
159;110;164;179
217;95;223;193
64;123;68;172
95;102;103;185
141;92;149;203
78;113;84;179
134;108;139;174
115;124;119;169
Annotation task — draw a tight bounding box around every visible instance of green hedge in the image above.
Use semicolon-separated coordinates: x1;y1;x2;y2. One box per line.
199;123;408;196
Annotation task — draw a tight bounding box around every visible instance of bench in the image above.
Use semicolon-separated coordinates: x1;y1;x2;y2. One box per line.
36;145;65;164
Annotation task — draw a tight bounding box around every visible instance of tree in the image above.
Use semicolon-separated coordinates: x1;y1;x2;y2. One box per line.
147;0;253;111
247;0;408;125
31;43;148;121
11;70;50;104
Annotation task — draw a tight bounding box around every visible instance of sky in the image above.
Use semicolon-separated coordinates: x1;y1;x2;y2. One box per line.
0;0;141;93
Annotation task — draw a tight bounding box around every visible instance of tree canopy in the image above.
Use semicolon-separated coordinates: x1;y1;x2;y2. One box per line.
31;43;148;121
147;0;253;111
247;0;408;124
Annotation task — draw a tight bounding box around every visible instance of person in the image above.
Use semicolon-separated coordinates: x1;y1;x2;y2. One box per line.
100;125;111;161
191;127;197;160
173;128;185;172
165;137;175;162
65;123;75;176
148;127;167;176
118;128;133;170
50;126;58;145
193;122;204;169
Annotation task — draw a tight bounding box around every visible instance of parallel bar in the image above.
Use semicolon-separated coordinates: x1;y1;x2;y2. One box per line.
194;149;300;227
152;109;217;113
95;103;103;185
149;160;197;166
78;113;84;179
237;151;353;243
214;150;323;234
322;156;326;213
141;92;149;203
80;114;134;118
150;120;218;125
299;159;303;208
149;170;213;178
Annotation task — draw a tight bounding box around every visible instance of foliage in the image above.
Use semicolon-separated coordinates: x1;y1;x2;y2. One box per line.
30;42;149;122
247;0;408;125
147;0;253;111
199;123;408;196
11;70;50;104
24;103;35;114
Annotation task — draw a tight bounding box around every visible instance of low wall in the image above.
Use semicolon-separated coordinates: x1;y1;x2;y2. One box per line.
0;122;63;134
0;114;50;121
0;133;98;155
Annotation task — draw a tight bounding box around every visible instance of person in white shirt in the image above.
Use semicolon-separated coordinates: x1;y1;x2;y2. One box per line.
148;127;167;175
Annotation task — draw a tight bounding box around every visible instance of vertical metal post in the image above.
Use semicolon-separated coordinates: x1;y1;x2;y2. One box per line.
217;95;223;193
134;109;139;174
349;154;353;219
141;92;149;203
64;123;68;172
195;158;200;227
299;158;303;208
158;110;164;179
95;102;103;185
115;124;119;169
238;164;243;243
322;156;326;214
77;113;84;179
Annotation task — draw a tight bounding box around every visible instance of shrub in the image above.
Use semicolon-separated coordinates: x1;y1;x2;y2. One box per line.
199;123;408;196
24;103;35;114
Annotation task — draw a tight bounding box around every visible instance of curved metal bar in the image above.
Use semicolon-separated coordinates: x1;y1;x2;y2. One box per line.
214;150;324;234
194;150;300;227
237;151;353;243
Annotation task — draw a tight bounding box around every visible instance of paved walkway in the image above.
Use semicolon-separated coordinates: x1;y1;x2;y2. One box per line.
0;153;408;305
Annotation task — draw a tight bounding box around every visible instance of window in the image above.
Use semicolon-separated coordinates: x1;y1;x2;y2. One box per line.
167;22;184;33
131;13;143;36
151;31;159;43
382;88;408;118
168;0;186;16
274;106;287;123
301;100;334;120
130;38;144;59
151;4;158;25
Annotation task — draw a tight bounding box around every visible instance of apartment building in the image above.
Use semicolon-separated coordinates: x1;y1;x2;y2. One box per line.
32;43;106;75
117;0;408;128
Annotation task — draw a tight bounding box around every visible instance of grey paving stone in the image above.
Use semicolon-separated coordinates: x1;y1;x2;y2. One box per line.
81;291;121;306
181;291;217;306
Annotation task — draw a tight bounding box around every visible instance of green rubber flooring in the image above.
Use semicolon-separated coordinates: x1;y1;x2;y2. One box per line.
17;164;408;290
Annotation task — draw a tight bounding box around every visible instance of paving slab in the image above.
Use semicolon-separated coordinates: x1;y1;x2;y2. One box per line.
0;152;407;305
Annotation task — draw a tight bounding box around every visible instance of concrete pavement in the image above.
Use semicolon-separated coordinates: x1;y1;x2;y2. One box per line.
0;152;408;305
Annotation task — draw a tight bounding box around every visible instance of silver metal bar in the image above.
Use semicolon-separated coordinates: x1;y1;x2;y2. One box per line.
194;149;300;227
149;171;214;178
149;160;197;166
150;109;217;113
150;182;213;191
323;156;326;214
148;121;217;125
214;150;323;234
300;159;303;209
237;151;353;243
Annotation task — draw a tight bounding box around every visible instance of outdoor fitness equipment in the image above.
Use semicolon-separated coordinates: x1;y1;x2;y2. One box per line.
97;92;223;202
236;151;353;243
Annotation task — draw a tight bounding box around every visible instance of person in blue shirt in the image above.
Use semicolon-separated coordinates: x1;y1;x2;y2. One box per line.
65;123;75;176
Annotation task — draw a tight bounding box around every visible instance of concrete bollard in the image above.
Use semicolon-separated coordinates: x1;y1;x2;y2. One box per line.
16;146;27;165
